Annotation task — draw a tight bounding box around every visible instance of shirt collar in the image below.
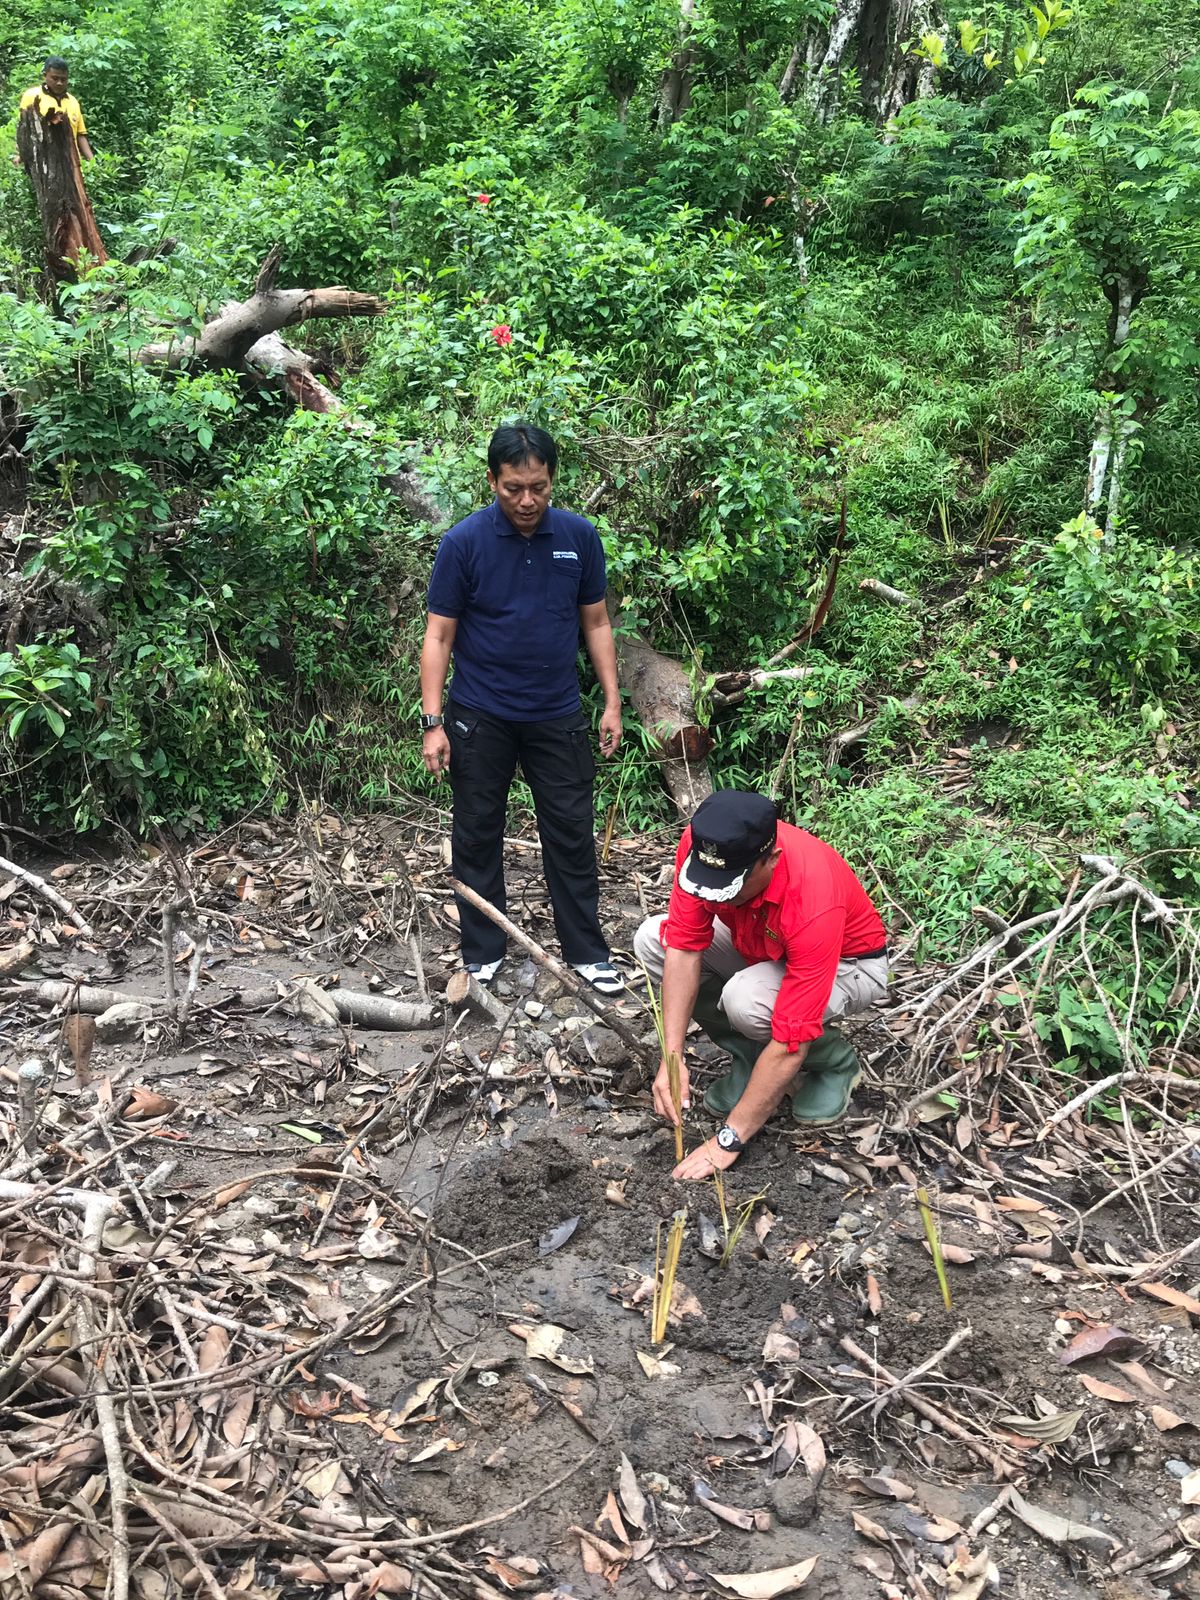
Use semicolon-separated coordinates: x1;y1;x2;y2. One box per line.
491;500;553;539
748;846;789;910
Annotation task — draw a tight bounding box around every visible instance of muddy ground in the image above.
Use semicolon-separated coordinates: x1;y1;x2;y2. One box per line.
2;819;1200;1600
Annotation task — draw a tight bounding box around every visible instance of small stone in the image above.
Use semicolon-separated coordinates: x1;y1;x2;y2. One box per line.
570;1025;627;1068
835;1213;864;1234
524;1000;545;1019
645;1472;671;1495
770;1475;818;1527
1054;1318;1073;1336
1165;1460;1193;1479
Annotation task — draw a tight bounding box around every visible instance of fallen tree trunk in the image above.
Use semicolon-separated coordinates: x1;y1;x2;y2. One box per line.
608;600;713;815
7;977;436;1031
138;246;385;375
15;102;106;280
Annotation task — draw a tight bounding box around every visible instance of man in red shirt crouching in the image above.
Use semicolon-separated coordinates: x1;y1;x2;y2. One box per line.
635;790;888;1180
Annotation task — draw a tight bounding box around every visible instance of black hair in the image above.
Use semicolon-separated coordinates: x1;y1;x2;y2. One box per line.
487;422;557;479
43;56;69;72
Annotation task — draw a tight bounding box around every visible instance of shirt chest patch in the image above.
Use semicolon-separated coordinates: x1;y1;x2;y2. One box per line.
552;550;579;561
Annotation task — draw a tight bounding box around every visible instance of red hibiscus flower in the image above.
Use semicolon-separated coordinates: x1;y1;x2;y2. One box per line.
490;323;513;347
476;192;491;205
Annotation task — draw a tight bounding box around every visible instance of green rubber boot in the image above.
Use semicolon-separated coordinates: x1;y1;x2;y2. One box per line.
790;1027;861;1126
692;983;760;1118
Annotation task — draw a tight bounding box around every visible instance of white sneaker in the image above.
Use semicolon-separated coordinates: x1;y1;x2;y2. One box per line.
465;959;502;986
572;960;625;996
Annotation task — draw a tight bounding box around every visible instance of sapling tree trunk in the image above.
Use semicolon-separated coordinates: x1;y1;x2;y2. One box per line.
15;102;106;280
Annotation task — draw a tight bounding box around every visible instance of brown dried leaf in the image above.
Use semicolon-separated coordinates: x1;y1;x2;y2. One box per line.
481;1556;538;1591
213;1178;254;1210
198;1325;230;1374
390;1377;442;1424
995;1195;1045;1213
123;1086;178;1122
762;1323;801;1363
1152;1405;1190;1431
509;1322;594;1375
1141;1282;1200;1318
847;1475;914;1502
618;1454;649;1533
851;1510;892;1545
709;1559;817;1598
995;1407;1082;1443
1059;1324;1141;1366
1007;1488;1121;1555
61;1014;96;1084
1078;1375;1136;1404
24;1521;74;1584
693;1478;760;1531
866;1274;883;1315
794;1423;825;1486
1106;1360;1169;1402
222;1388;255;1446
367;1561;413;1594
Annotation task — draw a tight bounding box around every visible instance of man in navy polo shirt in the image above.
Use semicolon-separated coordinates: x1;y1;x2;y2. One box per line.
419;423;625;994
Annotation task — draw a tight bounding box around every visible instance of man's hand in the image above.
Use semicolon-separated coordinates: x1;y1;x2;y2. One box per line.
598;703;622;758
673;1138;739;1182
423;727;450;777
652;1057;691;1124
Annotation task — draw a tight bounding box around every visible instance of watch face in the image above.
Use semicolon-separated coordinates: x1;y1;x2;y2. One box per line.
717;1126;738;1150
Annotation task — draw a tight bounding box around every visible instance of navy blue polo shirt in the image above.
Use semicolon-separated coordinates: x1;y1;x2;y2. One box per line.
427;500;607;721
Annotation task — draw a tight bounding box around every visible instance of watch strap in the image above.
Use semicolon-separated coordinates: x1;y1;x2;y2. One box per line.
421;714;444;731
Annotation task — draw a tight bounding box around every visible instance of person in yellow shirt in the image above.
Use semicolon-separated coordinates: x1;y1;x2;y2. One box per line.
14;57;94;165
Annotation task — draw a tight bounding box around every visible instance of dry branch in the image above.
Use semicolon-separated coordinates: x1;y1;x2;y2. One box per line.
446;968;509;1026
450;877;655;1067
138;245;385;375
0;852;95;936
839;1335;1022;1474
859;577;921;611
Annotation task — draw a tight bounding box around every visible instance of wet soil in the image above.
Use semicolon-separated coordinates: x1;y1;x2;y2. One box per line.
5;829;1200;1599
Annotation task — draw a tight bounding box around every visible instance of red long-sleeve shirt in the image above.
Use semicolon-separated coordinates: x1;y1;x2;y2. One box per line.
661;821;886;1049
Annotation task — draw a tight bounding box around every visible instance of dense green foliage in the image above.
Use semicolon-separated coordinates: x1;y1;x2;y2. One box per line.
1;0;1197;1074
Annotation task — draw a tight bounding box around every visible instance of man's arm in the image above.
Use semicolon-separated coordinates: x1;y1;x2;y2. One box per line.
78;133;94;160
578;599;621;757
419;613;456;777
673;1039;810;1179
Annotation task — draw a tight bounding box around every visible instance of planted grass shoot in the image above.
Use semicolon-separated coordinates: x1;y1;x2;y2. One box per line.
916;1186;953;1311
651;1210;687;1345
712;1171;769;1267
643;967;684;1162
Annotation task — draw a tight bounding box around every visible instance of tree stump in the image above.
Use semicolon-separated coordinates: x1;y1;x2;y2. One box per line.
16;101;106;281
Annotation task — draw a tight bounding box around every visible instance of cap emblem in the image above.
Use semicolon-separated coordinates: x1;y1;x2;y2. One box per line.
697;845;728;868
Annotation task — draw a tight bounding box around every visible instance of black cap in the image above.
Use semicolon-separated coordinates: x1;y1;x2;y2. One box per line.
679;791;778;903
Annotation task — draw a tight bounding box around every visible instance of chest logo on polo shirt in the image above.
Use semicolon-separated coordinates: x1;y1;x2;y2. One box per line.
552;550;579;560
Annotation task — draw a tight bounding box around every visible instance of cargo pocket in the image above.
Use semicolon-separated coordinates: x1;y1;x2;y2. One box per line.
445;706;477;783
568;722;596;786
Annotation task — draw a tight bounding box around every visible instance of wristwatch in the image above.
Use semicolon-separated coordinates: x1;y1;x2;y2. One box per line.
420;714;444;732
715;1124;743;1153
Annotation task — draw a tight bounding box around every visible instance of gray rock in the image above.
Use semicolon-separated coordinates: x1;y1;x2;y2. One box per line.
770;1474;818;1527
95;1001;157;1041
570;1025;628;1068
1166;1459;1194;1479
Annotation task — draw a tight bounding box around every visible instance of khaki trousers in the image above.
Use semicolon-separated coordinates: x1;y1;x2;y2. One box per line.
633;913;888;1042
